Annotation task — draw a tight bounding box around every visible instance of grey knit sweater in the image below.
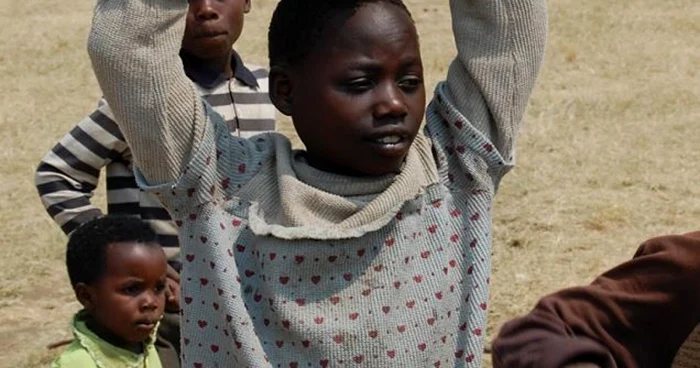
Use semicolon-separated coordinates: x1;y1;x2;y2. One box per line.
87;0;547;366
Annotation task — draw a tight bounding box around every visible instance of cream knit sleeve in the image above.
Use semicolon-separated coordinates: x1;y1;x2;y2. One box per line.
87;0;204;185
443;0;548;164
424;0;547;192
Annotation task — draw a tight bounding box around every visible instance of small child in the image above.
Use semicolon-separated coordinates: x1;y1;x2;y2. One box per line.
36;0;273;364
492;231;700;368
52;215;168;368
87;0;547;366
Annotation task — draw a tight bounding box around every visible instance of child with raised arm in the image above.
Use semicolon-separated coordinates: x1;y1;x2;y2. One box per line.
87;0;547;366
36;0;273;246
36;1;274;364
53;216;168;368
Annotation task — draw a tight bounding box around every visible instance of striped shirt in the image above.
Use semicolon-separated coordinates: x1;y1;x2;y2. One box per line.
35;51;276;257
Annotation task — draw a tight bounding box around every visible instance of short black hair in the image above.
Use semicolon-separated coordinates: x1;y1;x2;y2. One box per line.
268;0;412;67
66;215;158;286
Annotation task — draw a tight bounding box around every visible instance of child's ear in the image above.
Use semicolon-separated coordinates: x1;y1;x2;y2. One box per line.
269;66;293;116
244;0;251;13
74;283;95;310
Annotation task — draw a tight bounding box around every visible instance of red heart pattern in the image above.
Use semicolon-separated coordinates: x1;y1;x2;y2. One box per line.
175;117;495;367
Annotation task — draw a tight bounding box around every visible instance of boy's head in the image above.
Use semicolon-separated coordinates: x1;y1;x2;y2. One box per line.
268;0;425;176
181;0;251;60
67;216;167;347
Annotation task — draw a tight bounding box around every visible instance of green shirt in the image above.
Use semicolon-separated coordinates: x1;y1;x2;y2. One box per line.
52;311;162;368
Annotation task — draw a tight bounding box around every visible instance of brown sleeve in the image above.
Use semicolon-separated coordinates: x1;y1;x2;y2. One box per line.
492;232;700;368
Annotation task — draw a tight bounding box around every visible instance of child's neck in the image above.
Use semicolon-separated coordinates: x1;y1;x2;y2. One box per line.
302;151;403;177
183;50;235;80
85;315;143;354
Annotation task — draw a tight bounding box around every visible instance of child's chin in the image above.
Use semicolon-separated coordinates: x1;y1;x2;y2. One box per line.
131;325;156;339
360;156;409;176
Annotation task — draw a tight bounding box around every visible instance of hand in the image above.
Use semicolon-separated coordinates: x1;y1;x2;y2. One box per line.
164;264;181;313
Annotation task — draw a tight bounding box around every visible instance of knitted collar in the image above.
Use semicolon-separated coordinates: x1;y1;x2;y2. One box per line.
71;310;158;368
239;134;440;240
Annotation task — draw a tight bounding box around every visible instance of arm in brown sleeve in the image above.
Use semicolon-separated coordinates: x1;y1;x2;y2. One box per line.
492;232;700;368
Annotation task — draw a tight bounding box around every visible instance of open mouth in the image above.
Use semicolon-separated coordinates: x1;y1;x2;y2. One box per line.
373;135;404;145
365;133;411;158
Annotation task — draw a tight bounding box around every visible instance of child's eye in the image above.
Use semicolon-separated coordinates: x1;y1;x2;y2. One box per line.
341;78;375;93
121;284;142;296
155;282;167;294
398;76;423;91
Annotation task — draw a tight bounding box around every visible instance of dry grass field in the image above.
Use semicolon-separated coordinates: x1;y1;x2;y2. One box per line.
1;0;698;366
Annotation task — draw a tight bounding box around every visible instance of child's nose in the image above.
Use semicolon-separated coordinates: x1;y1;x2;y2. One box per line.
373;83;407;120
140;291;160;310
195;0;219;21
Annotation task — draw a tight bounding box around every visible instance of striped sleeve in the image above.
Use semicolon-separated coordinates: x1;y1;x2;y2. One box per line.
35;99;130;234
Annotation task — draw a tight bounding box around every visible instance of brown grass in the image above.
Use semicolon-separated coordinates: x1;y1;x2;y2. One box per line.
1;0;698;366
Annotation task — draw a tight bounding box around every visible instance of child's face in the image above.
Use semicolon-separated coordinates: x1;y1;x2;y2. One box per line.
182;0;251;59
79;242;167;346
278;2;425;176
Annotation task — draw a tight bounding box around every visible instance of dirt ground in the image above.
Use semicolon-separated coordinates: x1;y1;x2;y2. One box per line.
0;0;698;366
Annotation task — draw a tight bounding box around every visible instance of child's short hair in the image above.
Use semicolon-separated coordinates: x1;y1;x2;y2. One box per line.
268;0;412;67
66;215;158;286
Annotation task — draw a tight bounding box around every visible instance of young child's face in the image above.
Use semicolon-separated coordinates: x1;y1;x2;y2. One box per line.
80;242;167;346
282;2;425;176
182;0;251;59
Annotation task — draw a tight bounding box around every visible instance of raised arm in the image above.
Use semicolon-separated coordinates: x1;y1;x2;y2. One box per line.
87;0;204;185
492;232;700;368
35;100;128;234
445;0;548;160
424;0;547;192
87;0;273;213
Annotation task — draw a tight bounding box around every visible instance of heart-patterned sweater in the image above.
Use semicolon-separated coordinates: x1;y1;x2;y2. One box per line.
86;0;547;366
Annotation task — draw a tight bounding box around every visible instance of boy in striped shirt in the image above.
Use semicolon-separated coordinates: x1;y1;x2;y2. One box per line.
34;0;275;366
